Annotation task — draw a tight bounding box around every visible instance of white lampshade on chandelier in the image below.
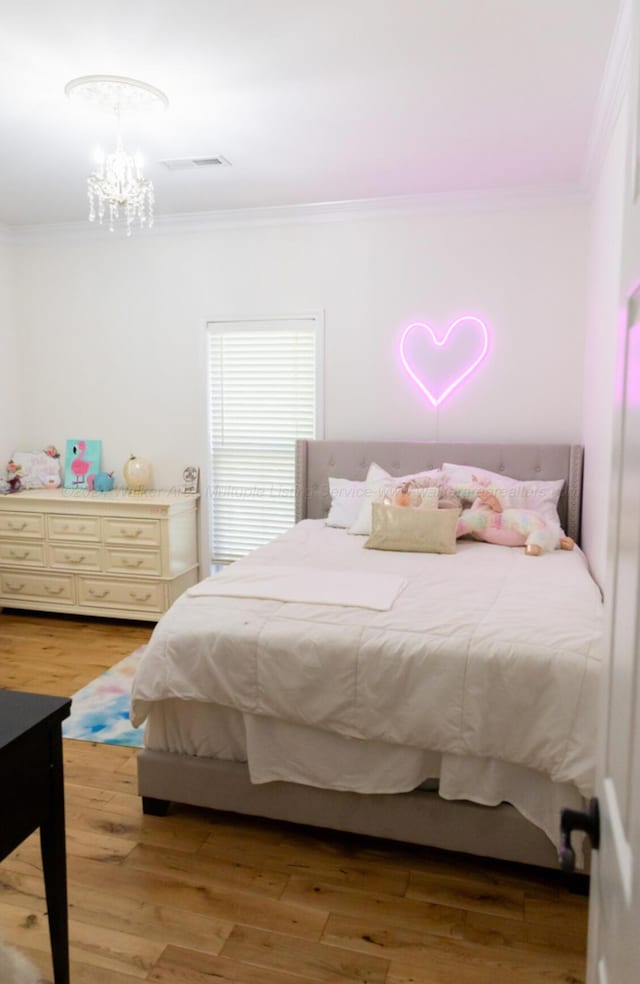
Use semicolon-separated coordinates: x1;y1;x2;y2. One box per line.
65;75;168;236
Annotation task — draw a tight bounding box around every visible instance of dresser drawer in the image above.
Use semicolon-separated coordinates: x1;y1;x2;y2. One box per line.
0;513;44;539
48;544;102;572
48;515;101;542
0;571;74;603
0;540;46;567
103;518;160;547
78;577;164;612
103;547;162;576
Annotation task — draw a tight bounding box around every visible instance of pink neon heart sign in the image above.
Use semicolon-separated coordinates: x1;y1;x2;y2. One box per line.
399;316;490;407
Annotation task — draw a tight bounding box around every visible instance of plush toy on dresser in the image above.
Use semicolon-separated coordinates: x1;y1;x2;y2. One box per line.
87;471;115;492
0;474;21;494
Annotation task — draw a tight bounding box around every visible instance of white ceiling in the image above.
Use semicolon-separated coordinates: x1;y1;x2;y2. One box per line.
0;0;619;225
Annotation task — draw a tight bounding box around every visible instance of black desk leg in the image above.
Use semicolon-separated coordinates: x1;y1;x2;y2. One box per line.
40;728;70;984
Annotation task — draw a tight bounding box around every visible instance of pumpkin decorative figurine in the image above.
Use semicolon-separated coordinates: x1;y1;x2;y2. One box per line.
123;454;152;493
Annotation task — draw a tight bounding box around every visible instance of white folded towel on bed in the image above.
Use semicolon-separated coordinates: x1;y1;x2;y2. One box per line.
187;564;407;610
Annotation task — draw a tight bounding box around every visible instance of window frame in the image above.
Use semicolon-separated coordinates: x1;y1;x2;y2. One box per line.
204;311;325;565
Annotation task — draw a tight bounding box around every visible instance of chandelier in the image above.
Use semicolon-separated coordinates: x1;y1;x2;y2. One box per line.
88;135;154;234
65;76;168;236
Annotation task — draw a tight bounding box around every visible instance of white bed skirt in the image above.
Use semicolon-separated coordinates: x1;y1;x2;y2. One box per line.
144;698;584;849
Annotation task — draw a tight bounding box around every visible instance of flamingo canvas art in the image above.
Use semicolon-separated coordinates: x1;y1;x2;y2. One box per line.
64;439;102;490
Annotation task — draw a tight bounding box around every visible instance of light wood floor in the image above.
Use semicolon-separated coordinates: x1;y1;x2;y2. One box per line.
0;610;588;983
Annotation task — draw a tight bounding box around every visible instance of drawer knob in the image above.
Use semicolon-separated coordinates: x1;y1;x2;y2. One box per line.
45;585;64;595
9;550;29;560
7;521;27;531
6;582;25;592
65;554;86;564
88;588;110;599
121;527;143;538
130;591;152;602
123;557;144;568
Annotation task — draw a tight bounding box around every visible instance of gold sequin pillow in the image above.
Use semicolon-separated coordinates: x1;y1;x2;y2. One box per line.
365;502;459;554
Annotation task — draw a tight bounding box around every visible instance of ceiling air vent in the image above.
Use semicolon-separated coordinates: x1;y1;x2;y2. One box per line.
162;156;231;171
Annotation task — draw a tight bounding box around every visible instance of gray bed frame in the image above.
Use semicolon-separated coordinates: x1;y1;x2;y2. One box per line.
138;440;584;869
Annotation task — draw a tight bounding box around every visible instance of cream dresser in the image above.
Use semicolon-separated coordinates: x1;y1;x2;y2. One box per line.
0;489;199;621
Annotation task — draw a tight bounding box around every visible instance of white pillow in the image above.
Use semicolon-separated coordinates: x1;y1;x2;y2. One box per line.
326;477;366;528
442;463;564;529
349;463;441;535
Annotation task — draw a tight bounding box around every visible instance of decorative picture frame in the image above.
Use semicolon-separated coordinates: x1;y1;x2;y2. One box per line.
64;439;102;490
181;465;199;494
8;449;61;489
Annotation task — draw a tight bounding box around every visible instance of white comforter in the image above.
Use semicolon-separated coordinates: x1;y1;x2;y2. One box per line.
131;520;603;796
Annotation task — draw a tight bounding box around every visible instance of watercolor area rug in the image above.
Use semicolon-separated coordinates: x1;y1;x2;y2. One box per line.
62;646;146;748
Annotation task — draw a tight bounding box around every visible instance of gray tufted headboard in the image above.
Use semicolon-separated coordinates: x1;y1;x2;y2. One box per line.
295;440;583;544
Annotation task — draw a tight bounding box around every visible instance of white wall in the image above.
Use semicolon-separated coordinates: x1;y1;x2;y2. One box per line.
0;240;20;465
13;200;588;555
581;93;629;589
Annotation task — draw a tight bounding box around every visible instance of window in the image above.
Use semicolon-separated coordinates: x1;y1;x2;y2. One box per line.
206;315;322;564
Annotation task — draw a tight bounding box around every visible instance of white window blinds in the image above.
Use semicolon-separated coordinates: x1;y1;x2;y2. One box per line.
207;317;320;564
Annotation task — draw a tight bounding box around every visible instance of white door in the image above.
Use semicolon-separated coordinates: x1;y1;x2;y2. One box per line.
587;4;640;981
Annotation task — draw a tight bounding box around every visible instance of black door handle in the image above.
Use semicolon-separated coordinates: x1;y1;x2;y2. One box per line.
559;797;600;872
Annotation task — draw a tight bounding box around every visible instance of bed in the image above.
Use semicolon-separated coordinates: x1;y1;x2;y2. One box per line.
132;440;602;869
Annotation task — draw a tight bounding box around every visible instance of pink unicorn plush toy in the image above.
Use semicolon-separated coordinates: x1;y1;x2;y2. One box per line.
456;489;575;556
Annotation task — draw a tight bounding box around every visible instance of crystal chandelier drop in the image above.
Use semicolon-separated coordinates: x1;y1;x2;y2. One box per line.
88;133;154;235
65;75;168;237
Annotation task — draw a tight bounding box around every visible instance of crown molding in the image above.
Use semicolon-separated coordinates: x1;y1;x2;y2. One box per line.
582;0;631;190
7;185;587;245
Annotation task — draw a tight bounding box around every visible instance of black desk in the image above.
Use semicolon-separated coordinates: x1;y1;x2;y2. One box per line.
0;690;71;984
